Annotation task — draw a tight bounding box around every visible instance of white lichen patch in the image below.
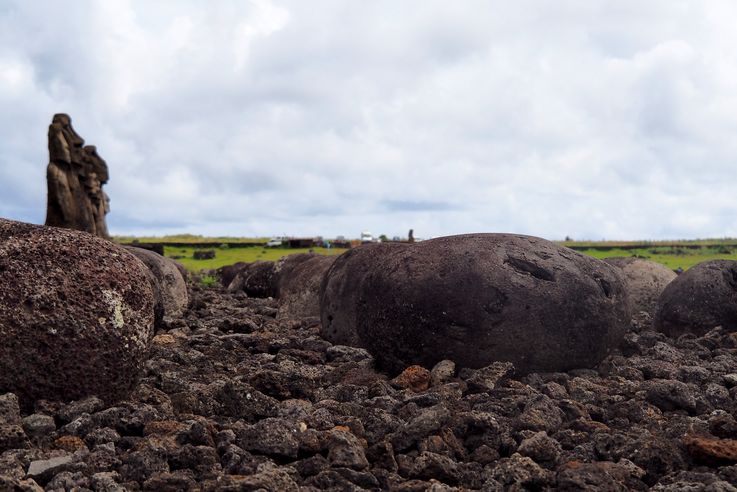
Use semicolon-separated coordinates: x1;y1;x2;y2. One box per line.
101;289;125;329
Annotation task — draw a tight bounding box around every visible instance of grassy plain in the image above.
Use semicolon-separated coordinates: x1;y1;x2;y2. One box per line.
571;246;737;270
114;236;737;272
164;246;348;271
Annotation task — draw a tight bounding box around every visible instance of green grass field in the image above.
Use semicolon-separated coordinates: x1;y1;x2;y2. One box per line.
113;236;737;273
571;245;737;270
164;246;348;271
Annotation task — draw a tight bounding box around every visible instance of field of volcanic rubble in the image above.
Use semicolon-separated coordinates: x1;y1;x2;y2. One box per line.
3;221;737;491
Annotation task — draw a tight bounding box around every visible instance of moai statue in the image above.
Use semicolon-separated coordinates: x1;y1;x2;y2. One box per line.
45;114;111;238
408;229;415;243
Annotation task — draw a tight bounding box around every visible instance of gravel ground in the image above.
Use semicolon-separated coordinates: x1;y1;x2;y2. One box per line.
3;285;737;491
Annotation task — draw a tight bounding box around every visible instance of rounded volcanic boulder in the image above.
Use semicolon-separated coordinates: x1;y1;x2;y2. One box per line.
320;242;408;346
227;261;278;298
274;253;337;320
0;219;155;406
218;262;248;287
341;234;631;375
604;257;676;316
123;246;188;322
655;260;737;338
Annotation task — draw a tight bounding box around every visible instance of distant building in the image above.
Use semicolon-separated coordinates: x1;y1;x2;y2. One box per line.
331;239;352;249
287;238;316;248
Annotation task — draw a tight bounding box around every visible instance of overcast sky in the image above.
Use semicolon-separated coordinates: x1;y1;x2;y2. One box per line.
1;1;737;240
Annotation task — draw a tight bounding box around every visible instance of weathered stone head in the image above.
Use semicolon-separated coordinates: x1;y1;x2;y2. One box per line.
82;145;109;183
48;113;84;164
45;114;110;238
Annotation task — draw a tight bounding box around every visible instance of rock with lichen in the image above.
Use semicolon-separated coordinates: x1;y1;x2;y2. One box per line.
0;219;154;406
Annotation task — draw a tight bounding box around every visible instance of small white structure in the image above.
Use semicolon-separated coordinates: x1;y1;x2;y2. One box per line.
265;238;283;247
360;231;374;243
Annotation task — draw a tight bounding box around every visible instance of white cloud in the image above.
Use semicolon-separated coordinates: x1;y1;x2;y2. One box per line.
1;0;737;240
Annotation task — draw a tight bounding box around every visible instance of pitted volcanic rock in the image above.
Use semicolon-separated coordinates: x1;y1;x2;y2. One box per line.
0;219;155;406
337;234;631;374
604;256;677;317
319;242;408;346
1;284;737;489
655;259;737;337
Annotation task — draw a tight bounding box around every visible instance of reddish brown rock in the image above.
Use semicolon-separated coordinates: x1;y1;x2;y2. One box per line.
391;365;431;392
143;420;187;437
655;260;737;337
53;435;87;452
0;219;155;406
558;460;646;490
684;435;737;465
343;234;631;375
45;114;110;238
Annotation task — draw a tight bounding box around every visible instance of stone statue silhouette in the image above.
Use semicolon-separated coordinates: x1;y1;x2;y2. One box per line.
45;114;110;238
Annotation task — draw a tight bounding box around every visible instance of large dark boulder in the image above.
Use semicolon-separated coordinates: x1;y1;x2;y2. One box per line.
0;219;155;406
655;260;737;337
320;242;408;346
272;253;318;291
604;257;677;317
274;254;336;320
123;246;188;322
227;261;278;298
324;234;630;375
225;255;336;313
193;250;215;260
218;262;248;287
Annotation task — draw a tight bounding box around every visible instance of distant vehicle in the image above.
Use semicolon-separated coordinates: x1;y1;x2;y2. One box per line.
265;238;283;247
360;231;373;243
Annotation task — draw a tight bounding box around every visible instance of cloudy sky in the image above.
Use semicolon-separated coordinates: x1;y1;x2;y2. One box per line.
1;0;736;240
